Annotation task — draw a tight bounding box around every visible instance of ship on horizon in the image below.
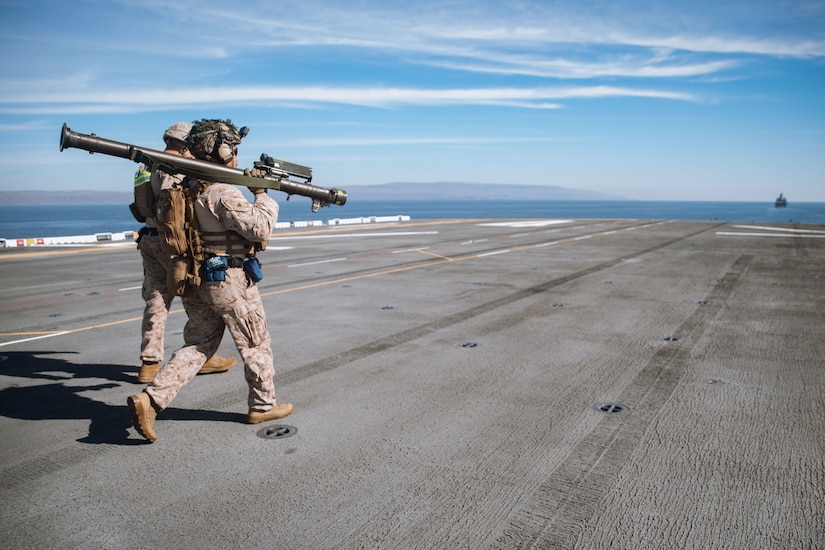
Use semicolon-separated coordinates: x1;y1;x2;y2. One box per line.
775;193;787;207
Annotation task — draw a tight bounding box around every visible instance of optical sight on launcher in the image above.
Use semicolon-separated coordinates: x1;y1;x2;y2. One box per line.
59;123;347;212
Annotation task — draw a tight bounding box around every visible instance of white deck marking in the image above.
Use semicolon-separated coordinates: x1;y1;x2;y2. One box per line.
477;250;510;257
288;258;348;268
272;231;438;240
477;220;574;228
731;225;825;234
716;232;825;238
0;332;71;348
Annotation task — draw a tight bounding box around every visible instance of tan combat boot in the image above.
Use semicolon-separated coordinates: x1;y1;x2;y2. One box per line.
198;355;237;375
127;392;159;443
247;403;294;424
137;362;160;383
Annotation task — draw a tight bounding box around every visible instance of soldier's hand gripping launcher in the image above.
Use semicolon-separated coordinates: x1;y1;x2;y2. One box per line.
59;123;347;212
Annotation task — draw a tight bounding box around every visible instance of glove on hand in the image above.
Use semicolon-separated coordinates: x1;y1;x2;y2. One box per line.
244;168;267;178
244;168;268;194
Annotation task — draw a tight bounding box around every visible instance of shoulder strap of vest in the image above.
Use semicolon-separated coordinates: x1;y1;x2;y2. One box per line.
184;178;205;253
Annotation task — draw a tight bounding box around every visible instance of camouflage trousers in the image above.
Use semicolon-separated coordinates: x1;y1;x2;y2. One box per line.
146;266;279;412
138;233;174;364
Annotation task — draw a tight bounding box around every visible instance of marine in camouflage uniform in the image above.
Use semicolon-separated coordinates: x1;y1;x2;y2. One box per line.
128;119;293;442
134;122;236;383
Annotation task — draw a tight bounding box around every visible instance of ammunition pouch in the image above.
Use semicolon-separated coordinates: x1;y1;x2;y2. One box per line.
204;255;229;282
156;185;190;257
156;179;208;296
168;256;192;296
136;226;158;245
129;202;146;223
202;254;263;283
243;257;263;282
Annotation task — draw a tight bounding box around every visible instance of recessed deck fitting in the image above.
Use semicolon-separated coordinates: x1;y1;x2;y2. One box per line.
594;403;629;414
257;425;298;440
660;336;682;342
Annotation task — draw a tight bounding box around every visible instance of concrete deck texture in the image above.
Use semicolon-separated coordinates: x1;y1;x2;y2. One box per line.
1;218;823;549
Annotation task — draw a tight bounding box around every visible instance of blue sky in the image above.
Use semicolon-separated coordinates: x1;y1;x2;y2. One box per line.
1;0;823;201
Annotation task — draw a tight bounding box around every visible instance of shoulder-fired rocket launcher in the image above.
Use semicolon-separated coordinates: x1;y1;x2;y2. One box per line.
59;124;347;212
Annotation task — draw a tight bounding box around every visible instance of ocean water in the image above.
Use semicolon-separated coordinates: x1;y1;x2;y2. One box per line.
1;200;824;239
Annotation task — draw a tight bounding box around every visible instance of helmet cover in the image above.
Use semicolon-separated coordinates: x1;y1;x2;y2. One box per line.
187;119;244;163
163;122;192;145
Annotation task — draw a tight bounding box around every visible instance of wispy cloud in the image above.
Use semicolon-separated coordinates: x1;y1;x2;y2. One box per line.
108;0;825;84
0;121;52;132
0;84;698;114
612;33;825;58
287;136;555;147
187;2;825;67
426;56;740;79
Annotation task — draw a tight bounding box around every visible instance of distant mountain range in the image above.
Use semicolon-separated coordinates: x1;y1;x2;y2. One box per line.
346;182;625;201
0;190;135;205
0;182;625;205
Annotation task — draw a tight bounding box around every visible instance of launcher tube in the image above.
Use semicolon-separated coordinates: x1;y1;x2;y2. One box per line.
59;124;347;209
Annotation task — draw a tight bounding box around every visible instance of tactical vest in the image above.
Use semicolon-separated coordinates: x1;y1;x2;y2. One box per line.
195;198;257;258
156;178;257;295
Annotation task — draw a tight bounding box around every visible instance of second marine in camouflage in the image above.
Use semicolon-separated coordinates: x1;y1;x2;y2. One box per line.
132;121;237;383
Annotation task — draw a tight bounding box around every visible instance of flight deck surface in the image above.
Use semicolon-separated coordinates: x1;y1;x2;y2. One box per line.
1;218;823;548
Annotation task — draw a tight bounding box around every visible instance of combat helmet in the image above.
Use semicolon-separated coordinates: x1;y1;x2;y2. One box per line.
187;119;249;164
163;122;192;145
